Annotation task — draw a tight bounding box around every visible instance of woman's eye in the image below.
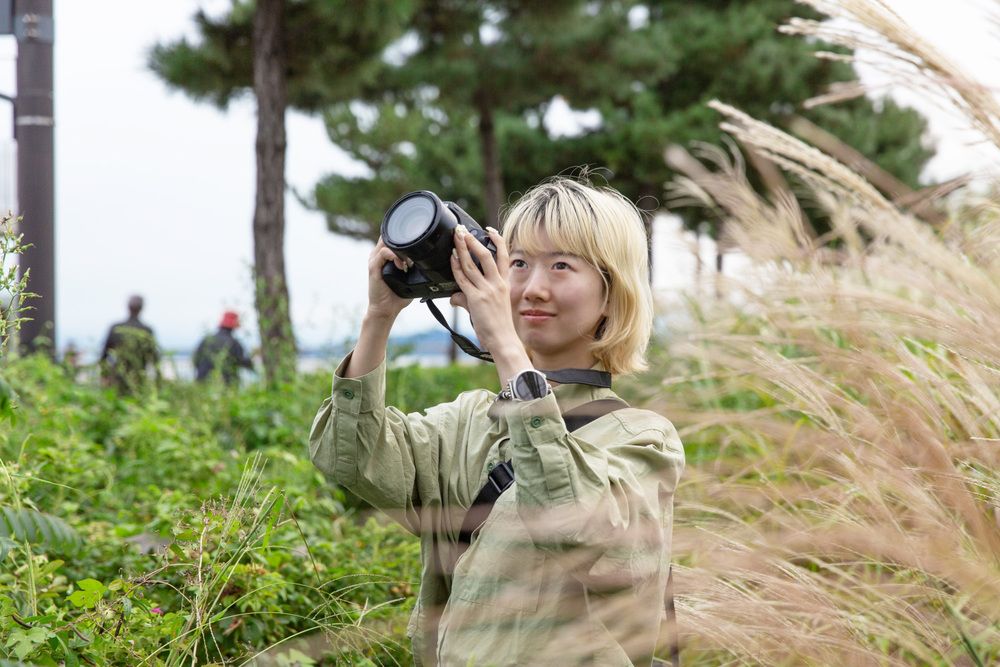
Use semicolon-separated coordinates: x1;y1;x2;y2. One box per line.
511;259;527;268
553;261;569;270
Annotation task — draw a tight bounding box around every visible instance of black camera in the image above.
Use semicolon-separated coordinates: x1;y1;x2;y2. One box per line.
380;191;498;300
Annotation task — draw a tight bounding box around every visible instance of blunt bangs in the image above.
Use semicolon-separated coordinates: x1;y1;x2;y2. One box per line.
503;182;608;276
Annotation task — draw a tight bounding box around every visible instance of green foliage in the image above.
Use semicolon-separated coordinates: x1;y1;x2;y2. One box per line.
308;100;484;241
1;212;34;427
309;0;668;232
149;0;934;262
302;0;933;242
0;213;32;364
0;351;500;665
0;375;16;428
148;0;416;112
0;508;81;556
385;362;499;413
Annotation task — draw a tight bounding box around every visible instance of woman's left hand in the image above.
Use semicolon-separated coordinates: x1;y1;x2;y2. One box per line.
449;226;519;356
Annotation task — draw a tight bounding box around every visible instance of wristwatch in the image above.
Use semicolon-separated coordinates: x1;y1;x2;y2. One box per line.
505;368;551;401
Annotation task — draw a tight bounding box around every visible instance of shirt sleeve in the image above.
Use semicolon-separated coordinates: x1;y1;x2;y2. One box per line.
308;352;483;536
505;393;684;588
232;340;253;369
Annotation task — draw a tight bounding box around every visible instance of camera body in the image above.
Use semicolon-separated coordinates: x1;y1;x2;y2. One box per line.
380;191;498;300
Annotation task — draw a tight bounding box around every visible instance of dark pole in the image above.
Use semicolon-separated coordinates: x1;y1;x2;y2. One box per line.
14;0;55;355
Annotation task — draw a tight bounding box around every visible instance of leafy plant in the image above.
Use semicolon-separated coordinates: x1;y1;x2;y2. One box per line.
1;212;34;426
0;507;81;557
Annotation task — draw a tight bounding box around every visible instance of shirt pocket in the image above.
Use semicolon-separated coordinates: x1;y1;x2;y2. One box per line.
452;485;543;612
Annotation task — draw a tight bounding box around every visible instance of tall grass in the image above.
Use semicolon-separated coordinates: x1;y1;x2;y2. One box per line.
651;2;1000;664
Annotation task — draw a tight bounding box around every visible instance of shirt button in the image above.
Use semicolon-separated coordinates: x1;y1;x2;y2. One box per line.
530;417;542;428
343;390;354;399
487;462;495;471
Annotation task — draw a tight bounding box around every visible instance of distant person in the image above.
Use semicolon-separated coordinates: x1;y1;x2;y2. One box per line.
100;295;160;395
193;310;254;386
62;341;81;379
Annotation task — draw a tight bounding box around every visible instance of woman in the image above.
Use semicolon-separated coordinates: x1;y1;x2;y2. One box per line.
310;177;684;666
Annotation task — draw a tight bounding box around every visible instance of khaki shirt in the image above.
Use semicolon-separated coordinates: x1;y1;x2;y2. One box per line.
309;355;684;666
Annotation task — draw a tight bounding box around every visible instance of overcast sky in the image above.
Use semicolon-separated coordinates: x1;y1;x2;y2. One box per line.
1;0;998;356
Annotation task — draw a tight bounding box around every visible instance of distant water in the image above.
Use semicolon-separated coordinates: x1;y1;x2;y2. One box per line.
59;327;481;383
157;351;468;382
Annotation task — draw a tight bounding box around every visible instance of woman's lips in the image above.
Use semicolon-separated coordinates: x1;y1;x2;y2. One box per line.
521;310;553;322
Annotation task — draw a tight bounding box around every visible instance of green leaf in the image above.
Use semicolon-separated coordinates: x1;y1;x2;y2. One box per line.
0;373;18;425
0;507;82;555
8;626;52;659
68;579;107;609
0;535;17;561
261;491;284;548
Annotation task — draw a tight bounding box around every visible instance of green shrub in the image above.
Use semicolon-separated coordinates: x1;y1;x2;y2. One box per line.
0;353;498;666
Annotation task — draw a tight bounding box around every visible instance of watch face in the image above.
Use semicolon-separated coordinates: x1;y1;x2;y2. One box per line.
515;370;549;400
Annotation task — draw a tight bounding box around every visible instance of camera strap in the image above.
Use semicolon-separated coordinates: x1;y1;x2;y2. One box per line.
424;298;496;362
421;300;615;391
541;368;612;388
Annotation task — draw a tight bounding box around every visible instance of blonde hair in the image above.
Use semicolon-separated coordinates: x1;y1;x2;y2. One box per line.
500;177;654;376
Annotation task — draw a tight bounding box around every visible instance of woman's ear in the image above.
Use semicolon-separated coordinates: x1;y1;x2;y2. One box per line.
595;316;608;340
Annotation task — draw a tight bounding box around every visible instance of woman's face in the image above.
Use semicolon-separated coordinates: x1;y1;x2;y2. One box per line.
508;228;608;370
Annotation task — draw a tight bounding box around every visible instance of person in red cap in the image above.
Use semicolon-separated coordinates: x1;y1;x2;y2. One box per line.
193;310;254;385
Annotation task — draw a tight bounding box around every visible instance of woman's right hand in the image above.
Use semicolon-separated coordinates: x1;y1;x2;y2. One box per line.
343;238;413;378
366;237;413;322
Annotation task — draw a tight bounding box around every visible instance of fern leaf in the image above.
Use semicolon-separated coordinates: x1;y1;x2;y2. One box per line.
0;506;82;555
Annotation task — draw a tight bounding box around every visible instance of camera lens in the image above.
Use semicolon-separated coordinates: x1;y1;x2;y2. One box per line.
384;194;437;246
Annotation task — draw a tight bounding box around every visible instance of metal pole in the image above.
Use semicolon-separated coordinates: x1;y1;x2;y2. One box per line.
14;0;54;355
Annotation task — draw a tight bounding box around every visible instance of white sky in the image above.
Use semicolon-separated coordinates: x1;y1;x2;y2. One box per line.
1;0;998;355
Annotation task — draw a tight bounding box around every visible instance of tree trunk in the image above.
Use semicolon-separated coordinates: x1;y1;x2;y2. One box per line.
475;87;503;229
253;0;296;386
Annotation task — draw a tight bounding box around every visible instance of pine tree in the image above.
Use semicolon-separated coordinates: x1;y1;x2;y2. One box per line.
308;0;668;232
148;0;413;383
307;0;932;250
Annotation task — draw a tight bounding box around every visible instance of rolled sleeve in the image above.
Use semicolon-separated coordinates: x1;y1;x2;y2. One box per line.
506;394;580;503
309;353;387;486
507;400;684;554
330;352;387;414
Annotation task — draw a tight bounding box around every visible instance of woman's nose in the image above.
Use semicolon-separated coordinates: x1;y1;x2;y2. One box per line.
521;269;549;301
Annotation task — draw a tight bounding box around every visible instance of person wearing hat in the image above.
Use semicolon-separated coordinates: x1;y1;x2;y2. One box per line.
193;310;254;386
100;295;160;395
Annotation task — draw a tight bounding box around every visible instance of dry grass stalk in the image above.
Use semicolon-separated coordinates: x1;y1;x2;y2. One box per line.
655;5;1000;663
784;0;1000;150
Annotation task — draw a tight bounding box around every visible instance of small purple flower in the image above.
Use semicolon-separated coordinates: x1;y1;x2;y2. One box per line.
151;607;163;615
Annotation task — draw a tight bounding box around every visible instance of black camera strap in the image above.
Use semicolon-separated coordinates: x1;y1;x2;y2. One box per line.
424;298;495;362
542;368;612;388
422;300;615;392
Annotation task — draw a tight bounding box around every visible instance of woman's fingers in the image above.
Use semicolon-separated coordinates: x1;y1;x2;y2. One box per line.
373;238;407;273
450;291;469;311
451;229;480;288
463;226;502;279
452;225;500;288
487;227;508;280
